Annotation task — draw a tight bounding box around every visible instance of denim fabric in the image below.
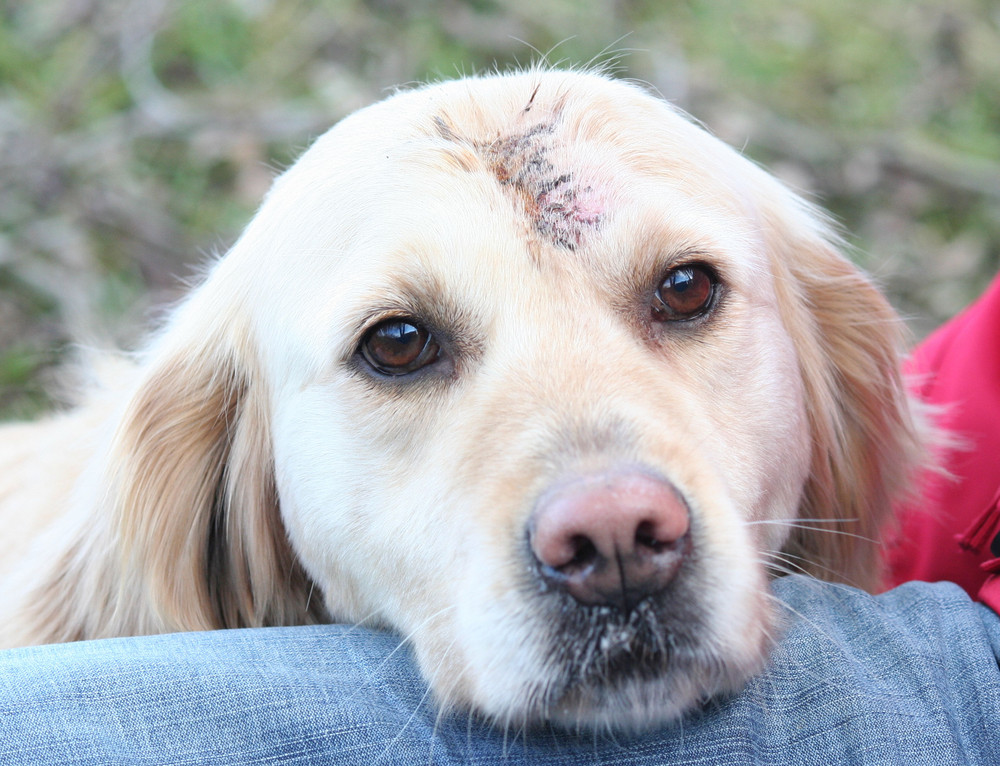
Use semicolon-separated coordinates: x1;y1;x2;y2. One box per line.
1;575;999;765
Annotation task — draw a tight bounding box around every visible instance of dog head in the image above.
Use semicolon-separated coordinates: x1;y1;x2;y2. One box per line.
102;70;921;729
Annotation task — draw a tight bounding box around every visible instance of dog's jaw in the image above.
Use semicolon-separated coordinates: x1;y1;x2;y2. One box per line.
426;502;776;731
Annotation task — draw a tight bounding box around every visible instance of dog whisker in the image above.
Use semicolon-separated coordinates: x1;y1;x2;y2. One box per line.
330;603;459;719
747;518;880;546
759;551;869;591
372;640;454;766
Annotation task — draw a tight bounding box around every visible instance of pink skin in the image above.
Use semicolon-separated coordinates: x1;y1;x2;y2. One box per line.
534;180;605;250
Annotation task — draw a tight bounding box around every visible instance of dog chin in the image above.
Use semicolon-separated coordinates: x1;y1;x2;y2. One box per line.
477;638;772;732
450;567;776;731
544;665;761;732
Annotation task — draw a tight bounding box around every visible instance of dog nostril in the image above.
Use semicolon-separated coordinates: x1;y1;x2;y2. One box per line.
635;520;670;553
636;521;654;549
564;535;598;571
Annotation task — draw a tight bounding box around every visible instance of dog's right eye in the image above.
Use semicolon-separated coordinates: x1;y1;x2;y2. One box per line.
652;264;718;322
360;319;440;375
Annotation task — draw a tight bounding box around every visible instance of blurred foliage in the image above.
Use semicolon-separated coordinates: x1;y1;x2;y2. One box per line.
1;0;998;418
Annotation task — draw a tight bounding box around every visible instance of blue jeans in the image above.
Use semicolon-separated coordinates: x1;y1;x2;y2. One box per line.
1;575;999;765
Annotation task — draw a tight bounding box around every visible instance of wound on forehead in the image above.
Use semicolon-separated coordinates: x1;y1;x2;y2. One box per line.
433;96;604;251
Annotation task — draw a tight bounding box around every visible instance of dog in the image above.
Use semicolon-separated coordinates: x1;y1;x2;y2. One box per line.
0;68;923;730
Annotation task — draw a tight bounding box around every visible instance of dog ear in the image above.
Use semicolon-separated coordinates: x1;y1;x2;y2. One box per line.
107;319;325;631
762;200;925;591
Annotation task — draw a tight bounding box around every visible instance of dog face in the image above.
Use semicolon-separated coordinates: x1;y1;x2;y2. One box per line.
257;74;814;728
82;70;920;729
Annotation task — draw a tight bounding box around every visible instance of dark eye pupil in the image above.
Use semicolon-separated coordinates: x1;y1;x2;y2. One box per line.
654;265;715;320
380;322;420;352
669;270;696;293
362;319;438;374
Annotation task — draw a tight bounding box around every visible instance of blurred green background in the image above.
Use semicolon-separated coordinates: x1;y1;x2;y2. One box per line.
2;0;999;419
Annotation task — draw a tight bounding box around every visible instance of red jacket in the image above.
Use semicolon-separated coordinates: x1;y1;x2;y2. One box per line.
885;274;1000;610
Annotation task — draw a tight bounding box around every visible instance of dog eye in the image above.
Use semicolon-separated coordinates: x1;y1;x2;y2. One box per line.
361;319;440;375
652;264;717;321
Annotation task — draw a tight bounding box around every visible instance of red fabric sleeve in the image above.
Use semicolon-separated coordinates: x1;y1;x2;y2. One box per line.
884;274;1000;610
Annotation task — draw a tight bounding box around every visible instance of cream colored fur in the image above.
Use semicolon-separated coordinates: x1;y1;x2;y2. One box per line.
0;69;923;729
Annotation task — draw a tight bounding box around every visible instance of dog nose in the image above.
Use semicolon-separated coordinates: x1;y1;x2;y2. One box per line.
529;471;690;611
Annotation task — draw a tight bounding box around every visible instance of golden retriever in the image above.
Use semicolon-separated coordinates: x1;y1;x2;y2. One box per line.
0;69;923;730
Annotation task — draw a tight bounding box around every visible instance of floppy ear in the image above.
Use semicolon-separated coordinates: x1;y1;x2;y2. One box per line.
763;201;925;591
107;320;326;631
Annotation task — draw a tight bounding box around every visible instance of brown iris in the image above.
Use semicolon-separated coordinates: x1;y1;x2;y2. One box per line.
652;265;717;321
361;319;440;375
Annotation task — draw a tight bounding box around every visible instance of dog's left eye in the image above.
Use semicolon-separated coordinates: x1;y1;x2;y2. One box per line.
360;319;440;375
652;264;717;322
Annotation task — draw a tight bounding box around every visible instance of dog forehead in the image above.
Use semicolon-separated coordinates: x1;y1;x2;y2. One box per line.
247;72;782;339
308;70;755;254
